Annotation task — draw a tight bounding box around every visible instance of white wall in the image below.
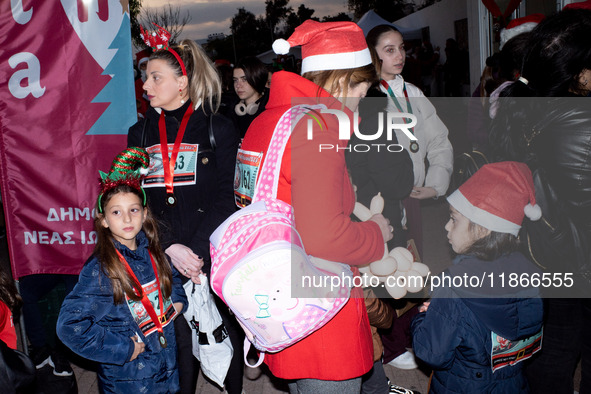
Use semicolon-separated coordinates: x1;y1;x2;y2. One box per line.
394;0;468;64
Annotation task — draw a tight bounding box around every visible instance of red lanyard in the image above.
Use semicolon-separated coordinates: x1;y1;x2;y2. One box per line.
158;104;194;206
380;79;419;153
116;249;169;348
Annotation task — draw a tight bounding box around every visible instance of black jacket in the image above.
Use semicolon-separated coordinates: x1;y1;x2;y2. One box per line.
346;87;415;249
127;102;240;272
492;97;591;294
224;88;270;139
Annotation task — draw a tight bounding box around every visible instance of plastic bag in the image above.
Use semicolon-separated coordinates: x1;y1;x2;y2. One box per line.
183;275;233;388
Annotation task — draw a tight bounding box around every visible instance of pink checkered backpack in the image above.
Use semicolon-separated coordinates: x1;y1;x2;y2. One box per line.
209;104;352;366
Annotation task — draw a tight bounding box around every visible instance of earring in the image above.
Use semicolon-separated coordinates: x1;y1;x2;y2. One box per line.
179;88;185;105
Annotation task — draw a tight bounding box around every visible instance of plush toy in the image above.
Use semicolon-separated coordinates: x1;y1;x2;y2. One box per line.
353;193;430;299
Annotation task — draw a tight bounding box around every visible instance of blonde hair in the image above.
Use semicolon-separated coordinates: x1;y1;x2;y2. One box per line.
151;39;222;113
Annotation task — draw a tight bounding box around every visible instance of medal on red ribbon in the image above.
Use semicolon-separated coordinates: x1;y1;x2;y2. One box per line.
116;250;169;348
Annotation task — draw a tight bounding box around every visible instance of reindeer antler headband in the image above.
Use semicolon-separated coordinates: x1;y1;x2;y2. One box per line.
140;23;187;76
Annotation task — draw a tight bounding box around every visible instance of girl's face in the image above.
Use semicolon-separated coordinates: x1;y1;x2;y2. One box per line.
143;59;187;111
101;192;146;250
233;68;259;104
375;30;406;80
444;206;489;254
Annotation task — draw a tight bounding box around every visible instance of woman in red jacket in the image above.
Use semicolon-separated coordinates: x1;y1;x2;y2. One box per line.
239;20;392;393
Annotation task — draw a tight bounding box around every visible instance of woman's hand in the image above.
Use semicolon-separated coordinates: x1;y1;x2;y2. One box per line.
419;301;431;313
410;186;437;200
165;243;204;279
129;335;145;361
369;213;393;243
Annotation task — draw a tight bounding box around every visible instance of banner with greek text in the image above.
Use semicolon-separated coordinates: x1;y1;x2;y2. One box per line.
0;0;136;278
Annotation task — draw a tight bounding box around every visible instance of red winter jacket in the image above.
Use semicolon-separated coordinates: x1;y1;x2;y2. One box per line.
240;71;384;380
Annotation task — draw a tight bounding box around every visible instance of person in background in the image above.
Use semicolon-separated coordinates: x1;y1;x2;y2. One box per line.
215;59;237;118
364;24;453;371
0;264;35;394
18;274;77;377
135;49;152;118
361;288;420;394
127;25;242;394
413;162;544;393
240;20;392;393
0;265;21;350
489;6;591;393
365;24;453;257
230;56;270;139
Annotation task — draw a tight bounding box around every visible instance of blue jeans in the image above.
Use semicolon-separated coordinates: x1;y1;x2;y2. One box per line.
525;298;591;394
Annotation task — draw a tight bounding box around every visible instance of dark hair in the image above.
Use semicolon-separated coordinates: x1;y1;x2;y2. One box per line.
0;265;21;312
366;24;402;77
501;9;591;97
499;32;531;81
462;222;520;261
217;63;234;93
94;184;172;304
490;9;591;161
234;56;268;95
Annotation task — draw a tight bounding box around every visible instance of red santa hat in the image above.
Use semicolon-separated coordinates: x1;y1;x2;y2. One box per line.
447;162;541;236
500;13;545;49
136;49;151;68
564;0;591;10
272;20;372;74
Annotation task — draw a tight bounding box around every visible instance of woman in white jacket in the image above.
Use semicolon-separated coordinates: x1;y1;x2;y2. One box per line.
367;25;453;201
366;25;453;255
364;24;453;372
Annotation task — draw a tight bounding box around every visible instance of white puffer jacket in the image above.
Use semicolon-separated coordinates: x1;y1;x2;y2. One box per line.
381;75;453;197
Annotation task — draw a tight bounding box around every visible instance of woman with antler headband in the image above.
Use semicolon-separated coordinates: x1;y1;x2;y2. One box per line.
127;25;242;394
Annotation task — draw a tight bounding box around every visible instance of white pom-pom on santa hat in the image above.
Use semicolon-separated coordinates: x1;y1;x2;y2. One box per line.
272;38;291;55
139;166;149;176
524;203;542;221
446;162;541;236
276;20;372;74
500;13;545;49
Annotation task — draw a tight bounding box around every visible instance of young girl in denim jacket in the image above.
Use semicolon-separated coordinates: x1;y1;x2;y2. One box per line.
57;148;187;393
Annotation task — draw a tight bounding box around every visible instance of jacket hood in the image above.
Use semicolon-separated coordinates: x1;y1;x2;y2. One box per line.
266;71;344;112
447;253;543;340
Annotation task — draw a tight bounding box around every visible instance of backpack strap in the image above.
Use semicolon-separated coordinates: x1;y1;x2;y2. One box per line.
252;104;325;202
243;338;264;368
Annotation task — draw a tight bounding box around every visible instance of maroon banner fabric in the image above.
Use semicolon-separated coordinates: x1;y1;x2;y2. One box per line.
0;1;134;278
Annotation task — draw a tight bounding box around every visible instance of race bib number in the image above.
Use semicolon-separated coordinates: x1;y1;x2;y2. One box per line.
490;328;542;372
143;143;198;188
125;279;176;338
234;149;263;208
